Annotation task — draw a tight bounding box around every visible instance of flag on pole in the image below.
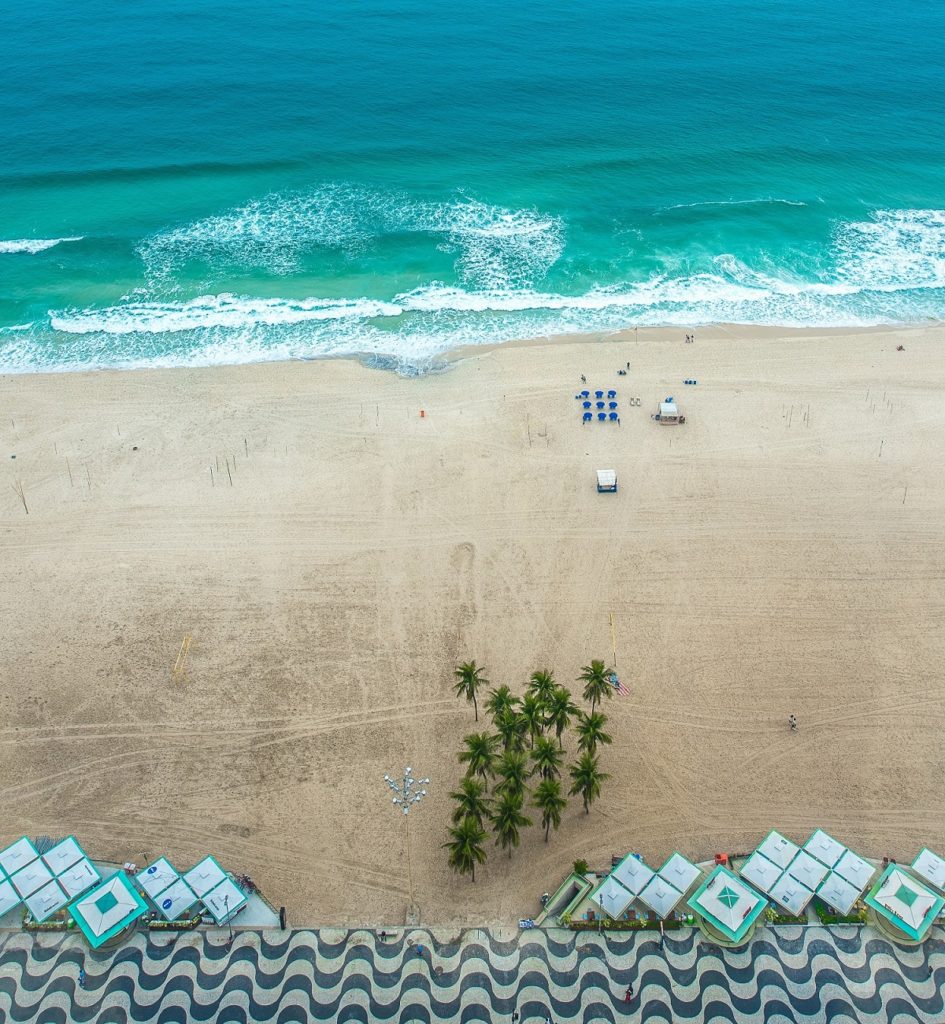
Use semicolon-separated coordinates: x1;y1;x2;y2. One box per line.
610;673;630;697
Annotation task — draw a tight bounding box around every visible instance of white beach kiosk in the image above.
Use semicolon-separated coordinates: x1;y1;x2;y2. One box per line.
654;398;685;424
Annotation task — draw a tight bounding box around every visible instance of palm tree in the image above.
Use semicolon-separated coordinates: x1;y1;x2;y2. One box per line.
531;736;563;781
494;749;530;799
575;710;613;757
486;685;519;723
527;670;556;707
449;777;491;828
454;661;488;721
490;790;532;859
458;732;497;780
519;693;546;748
494;709;527;753
443;816;488;881
533;778;567;842
568;752;610;814
579;660;614;714
546;686;579;748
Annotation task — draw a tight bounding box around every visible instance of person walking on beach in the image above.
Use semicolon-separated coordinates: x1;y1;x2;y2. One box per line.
788;714;797;732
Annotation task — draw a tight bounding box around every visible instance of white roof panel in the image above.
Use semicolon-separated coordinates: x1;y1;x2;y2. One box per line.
912;849;945;893
0;880;20;916
155;879;198;921
804;829;845;868
596;470;617;486
638;875;683;918
589;876;635;919
694;870;762;932
740;852;782;895
757;831;799;869
818;872;860;915
136;858;179;899
611;855;655;896
73;876;141;937
25;880;69;923
184;857;227;897
202;878;247;924
874;868;940;930
57;858;101;898
659;853;701;894
11;859;53;898
42;837;84;876
769;873;813;916
834;850;873;891
0;837;38;877
787;850;829;890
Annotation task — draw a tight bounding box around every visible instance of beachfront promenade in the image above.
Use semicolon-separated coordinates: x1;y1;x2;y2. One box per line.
1;925;942;1022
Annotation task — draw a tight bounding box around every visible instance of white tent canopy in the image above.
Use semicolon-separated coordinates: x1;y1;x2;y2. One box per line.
757;831;799;870
805;829;845;868
740;851;782;894
57;859;100;898
834;850;873;891
818;872;861;916
203;878;247;924
612;855;655;896
25;881;69;923
11;860;53;898
770;873;814;916
155;879;198;922
590;876;634;919
787;850;829;891
912;849;945;892
42;837;84;876
0;880;20;916
638;876;683;918
136;859;180;899
0;837;38;877
184;857;226;898
658;853;700;894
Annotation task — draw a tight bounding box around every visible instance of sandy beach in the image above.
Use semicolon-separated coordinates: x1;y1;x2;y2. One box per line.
2;323;944;927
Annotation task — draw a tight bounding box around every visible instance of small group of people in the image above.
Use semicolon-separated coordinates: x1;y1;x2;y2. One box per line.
789;714;797;732
685;333;695;343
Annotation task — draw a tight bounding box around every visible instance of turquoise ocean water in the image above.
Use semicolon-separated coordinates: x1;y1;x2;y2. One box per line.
1;0;944;372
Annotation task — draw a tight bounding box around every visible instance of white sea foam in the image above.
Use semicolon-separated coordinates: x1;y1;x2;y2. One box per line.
50;294;404;335
834;209;945;291
139;186;563;290
660;198;809;213
8;207;945;375
0;237;83;254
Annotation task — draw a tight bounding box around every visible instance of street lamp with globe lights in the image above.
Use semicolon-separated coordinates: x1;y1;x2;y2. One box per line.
383;766;429;915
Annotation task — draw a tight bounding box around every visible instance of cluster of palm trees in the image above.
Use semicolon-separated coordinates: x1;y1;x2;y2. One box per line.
443;660;615;882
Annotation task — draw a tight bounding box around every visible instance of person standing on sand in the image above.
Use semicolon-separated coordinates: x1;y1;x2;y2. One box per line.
789;714;797;732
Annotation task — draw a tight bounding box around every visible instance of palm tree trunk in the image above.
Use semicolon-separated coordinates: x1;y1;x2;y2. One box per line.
545;821;550;842
471;864;476;882
473;696;478;722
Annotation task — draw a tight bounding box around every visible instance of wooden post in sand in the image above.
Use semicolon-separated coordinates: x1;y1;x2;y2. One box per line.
172;635;192;680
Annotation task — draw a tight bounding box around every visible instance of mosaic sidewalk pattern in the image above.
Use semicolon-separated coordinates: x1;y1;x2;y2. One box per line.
0;925;943;1023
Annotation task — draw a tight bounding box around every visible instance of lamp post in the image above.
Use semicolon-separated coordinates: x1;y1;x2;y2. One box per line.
224;893;233;947
383;766;429;913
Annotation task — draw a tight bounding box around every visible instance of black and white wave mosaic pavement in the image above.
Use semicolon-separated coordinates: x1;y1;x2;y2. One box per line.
0;925;943;1023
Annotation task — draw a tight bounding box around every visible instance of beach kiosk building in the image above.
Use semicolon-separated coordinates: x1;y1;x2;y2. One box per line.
688;864;766;946
70;873;148;949
865;864;945;942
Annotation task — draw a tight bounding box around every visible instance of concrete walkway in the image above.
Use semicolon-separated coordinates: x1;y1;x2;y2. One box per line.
0;924;943;1022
